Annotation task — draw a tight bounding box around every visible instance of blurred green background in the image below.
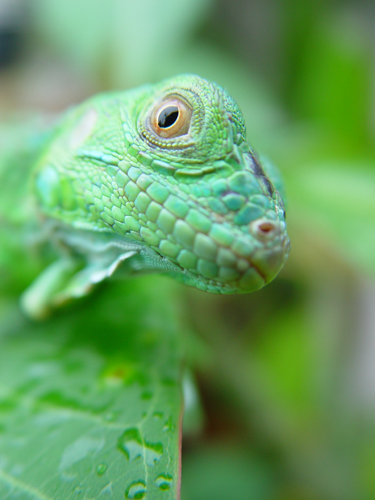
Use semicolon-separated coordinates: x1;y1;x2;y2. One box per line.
1;0;374;499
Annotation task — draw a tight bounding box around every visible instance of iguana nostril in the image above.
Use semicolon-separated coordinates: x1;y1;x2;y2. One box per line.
250;219;278;240
258;222;275;234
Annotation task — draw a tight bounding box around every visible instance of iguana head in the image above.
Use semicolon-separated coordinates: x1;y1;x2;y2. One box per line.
34;74;290;294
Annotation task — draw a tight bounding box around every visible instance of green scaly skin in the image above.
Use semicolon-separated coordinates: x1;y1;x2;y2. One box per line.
20;74;290;318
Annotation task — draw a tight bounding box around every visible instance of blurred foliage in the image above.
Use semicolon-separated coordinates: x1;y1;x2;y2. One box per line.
0;0;375;499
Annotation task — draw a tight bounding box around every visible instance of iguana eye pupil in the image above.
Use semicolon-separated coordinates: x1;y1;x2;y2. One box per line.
149;96;192;139
158;106;179;128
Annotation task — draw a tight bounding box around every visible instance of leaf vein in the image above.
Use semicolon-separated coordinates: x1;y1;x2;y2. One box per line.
0;468;53;500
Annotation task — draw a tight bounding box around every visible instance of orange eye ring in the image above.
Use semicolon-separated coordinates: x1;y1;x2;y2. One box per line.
150;97;192;139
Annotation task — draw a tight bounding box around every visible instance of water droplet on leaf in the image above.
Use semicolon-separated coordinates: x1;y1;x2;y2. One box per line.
60;436;104;479
162;417;175;433
155;474;173;491
73;485;83;495
96;463;107;475
118;428;163;466
125;480;146;499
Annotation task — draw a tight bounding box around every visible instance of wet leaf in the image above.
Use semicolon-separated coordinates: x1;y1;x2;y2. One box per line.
0;276;184;499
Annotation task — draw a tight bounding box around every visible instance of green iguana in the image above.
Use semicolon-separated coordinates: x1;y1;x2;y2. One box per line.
3;74;290;319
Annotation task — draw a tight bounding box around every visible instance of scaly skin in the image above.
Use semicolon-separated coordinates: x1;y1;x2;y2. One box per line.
22;74;290;317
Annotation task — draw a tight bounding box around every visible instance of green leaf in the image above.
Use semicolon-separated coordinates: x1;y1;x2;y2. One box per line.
0;276;184;499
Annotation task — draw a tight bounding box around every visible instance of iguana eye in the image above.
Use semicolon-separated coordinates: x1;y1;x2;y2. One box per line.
150;97;192;139
158;106;179;128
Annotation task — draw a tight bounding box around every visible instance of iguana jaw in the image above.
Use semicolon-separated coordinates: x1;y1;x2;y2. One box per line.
45;216;289;296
